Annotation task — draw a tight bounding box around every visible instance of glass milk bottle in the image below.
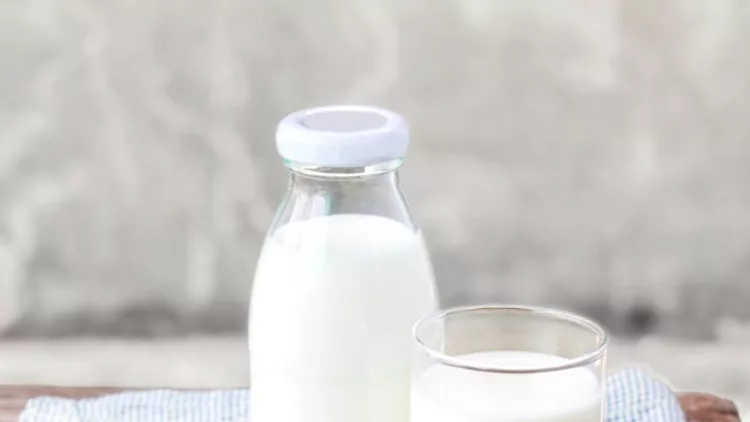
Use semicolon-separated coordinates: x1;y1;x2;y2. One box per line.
249;105;439;422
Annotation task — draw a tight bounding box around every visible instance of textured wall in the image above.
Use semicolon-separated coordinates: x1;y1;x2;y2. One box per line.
1;0;750;340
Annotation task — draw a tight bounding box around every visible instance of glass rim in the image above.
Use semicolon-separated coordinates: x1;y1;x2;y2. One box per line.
412;304;609;374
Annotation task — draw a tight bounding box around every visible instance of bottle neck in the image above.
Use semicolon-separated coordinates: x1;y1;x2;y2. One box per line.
269;158;417;235
284;158;404;181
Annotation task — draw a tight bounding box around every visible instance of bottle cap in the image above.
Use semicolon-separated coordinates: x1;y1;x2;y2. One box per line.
276;105;410;167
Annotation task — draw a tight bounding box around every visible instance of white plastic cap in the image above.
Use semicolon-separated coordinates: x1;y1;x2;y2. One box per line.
275;105;410;167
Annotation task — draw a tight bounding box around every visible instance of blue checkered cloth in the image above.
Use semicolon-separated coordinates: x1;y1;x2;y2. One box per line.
21;367;685;422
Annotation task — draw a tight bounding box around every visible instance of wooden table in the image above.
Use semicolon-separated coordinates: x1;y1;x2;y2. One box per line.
0;387;740;421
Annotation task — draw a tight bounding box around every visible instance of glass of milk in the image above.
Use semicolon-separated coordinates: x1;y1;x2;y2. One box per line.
411;305;608;422
249;105;439;422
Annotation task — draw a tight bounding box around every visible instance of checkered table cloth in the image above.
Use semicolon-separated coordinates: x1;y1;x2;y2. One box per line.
21;367;685;422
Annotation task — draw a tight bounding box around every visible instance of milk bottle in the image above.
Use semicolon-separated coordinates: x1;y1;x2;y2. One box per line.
249;105;439;422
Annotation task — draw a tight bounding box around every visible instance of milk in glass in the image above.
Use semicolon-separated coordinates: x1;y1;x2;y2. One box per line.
411;351;603;422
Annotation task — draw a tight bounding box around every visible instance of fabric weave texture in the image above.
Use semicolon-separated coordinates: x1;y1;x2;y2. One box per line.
21;367;685;422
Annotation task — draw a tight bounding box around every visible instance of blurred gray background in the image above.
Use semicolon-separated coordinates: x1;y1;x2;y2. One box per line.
0;0;749;411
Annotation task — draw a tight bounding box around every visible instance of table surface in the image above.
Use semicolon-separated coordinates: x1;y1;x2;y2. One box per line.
0;387;740;422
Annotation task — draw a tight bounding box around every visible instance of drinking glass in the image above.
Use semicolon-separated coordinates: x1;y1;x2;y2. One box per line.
411;305;608;422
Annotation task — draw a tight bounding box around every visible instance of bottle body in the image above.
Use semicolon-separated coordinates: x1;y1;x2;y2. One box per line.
249;161;438;422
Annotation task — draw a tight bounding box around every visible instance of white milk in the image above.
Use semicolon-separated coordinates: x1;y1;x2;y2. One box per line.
249;213;438;422
411;351;603;422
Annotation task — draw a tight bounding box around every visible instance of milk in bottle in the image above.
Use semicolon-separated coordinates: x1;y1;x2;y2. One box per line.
249;105;438;422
